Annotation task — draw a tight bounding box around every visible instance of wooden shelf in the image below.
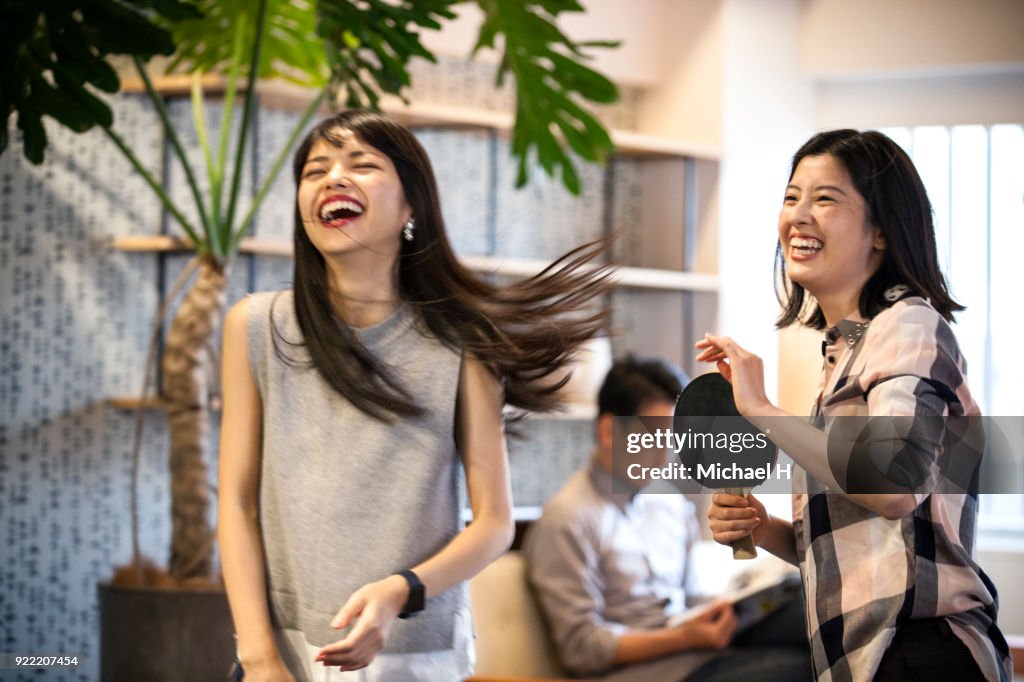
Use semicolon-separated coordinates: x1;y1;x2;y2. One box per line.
461;254;719;292
109;395;222;411
108;395;165;410
118;76;719;161
112;236;719;293
379;99;720;161
112;235;285;256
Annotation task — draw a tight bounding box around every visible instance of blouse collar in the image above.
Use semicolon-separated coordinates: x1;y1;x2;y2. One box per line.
821;284;913;355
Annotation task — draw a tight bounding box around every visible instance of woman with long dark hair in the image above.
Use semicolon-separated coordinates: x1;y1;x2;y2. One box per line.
702;130;1011;681
218;111;612;681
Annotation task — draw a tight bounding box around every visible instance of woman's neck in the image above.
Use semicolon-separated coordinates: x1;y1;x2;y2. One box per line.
324;253;401;328
816;289;864;328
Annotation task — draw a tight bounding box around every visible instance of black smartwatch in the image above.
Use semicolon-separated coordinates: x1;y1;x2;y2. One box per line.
396;569;425;619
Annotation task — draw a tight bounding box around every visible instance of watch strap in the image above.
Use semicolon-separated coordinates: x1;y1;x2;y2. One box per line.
396;569;425;619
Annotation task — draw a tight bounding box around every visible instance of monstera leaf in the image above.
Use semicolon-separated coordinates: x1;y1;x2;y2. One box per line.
166;0;329;88
0;0;199;163
316;0;460;108
475;0;618;193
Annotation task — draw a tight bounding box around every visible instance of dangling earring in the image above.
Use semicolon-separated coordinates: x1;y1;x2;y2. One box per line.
403;217;415;242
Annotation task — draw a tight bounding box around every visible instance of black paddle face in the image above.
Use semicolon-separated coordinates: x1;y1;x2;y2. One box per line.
672;373;777;488
674;372;739;418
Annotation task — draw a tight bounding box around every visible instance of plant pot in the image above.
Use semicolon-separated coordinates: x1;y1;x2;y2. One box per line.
98;581;235;682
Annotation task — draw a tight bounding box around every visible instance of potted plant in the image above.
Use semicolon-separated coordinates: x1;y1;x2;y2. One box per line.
3;0;620;677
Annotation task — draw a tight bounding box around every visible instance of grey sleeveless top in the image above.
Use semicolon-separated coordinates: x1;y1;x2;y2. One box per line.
246;290;465;652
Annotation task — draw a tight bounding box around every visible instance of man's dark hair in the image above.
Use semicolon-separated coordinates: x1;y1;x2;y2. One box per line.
597;355;686;417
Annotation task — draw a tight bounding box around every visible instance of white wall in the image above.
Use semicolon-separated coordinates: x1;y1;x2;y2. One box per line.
637;0;724;145
418;0;667;87
800;0;1024;78
718;0;815;402
806;0;1024;129
817;72;1024;129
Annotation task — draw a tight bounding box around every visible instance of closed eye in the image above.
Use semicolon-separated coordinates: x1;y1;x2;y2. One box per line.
303;168;325;178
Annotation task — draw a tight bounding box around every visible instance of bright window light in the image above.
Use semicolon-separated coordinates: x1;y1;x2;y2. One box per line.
881;124;1024;533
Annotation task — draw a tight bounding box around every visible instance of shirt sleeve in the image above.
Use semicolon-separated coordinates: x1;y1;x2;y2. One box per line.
523;509;628;676
829;302;978;497
681;498;705;606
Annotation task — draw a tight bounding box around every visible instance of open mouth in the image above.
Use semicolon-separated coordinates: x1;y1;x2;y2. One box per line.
790;236;823;257
318;197;365;228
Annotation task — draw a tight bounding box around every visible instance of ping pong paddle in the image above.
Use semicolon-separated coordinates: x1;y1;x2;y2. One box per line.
673;372;776;559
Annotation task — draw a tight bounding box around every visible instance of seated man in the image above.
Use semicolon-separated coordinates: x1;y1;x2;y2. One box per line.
524;356;810;681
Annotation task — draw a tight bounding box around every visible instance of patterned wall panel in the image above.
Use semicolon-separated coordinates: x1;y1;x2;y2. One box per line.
493;142;608;261
414;128;493;257
253;107;304;243
507;419;594;508
1;95;175;681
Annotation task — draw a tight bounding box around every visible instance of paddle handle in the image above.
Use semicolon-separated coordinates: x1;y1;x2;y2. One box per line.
723;487;757;560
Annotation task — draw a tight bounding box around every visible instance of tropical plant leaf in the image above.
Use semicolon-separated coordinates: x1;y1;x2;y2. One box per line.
166;0;328;88
317;0;458;108
472;0;618;194
0;0;198;164
16;102;48;164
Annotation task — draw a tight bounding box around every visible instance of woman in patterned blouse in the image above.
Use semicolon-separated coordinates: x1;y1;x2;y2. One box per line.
700;129;1011;682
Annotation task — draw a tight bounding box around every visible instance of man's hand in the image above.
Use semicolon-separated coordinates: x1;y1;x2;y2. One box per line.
676;601;737;649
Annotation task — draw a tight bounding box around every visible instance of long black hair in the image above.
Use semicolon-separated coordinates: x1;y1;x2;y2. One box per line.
278;110;613;421
775;129;963;330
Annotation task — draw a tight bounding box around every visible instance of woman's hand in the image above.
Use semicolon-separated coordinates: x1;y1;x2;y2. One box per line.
315;574;409;671
707;491;768;547
676;601;737;649
694;334;773;416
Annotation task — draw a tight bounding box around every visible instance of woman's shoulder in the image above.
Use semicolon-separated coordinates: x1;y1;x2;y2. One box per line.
870;294;951;340
865;294;969;383
224;290;297;346
231;289;292;323
247;288;292;309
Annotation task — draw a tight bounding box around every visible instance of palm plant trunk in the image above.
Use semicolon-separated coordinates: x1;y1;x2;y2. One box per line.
161;255;228;582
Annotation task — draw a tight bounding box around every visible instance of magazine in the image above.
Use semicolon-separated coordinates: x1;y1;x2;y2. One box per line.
667;571;802;633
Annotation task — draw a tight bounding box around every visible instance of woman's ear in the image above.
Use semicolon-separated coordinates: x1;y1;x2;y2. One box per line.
873;226;886;251
596;413;614;450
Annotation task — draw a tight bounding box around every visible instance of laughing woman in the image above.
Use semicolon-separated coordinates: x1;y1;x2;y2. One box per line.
218;111;611;682
701;130;1012;682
